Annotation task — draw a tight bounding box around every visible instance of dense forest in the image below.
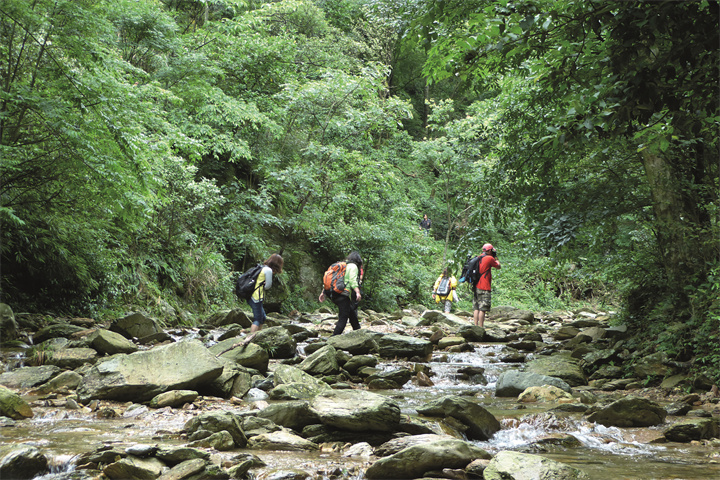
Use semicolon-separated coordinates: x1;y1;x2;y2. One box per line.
1;1;718;379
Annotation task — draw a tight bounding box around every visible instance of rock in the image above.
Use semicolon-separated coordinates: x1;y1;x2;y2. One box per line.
257;400;321;430
327;329;380;354
664;418;720;442
157;458;207;480
0;365;61;389
456;325;486;342
206;308;252;328
270;364;331;399
77;339;223;402
184;411;247;447
155;446;210;465
418;311;470;328
587;396;667;427
188;430;235;450
342;354;378;374
46;347;98;369
484;451;589;480
0;445;48;480
437;336;467;349
0;304;19;341
377;333;433;360
415;395;501;440
365;438;490;479
103;456;166;479
0;385;33;419
149;390;198;408
375;434;455;457
251;326;297;359
495;370;571;397
207;359;253;399
525;353;587;386
209;337;269;373
88;329;139;355
633;352;676;378
32;322;87;344
109;312;163;339
553;326;580;340
310;389;401;432
518;385;574;403
297;345;339;376
247;429;320;451
32;370;82;394
366;368;413;389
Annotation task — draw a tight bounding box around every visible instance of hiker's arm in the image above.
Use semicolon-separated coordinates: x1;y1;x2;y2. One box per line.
263;267;273;289
318;291;326;302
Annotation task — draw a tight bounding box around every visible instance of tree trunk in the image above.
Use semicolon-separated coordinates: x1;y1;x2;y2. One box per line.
640;150;694;290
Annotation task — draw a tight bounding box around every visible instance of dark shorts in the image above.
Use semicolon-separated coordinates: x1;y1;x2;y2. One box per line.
473;289;492;312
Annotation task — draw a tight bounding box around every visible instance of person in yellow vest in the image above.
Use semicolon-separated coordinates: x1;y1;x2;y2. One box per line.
432;267;458;313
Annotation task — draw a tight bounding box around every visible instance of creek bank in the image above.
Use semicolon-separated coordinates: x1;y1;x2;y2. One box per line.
0;302;719;480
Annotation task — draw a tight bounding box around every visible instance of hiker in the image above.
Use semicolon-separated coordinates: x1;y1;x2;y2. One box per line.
432;267;458;313
473;243;501;327
248;253;284;335
420;214;431;236
319;251;363;335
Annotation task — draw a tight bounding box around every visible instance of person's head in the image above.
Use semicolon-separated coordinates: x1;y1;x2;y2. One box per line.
442;267;448;277
346;251;363;268
482;243;497;256
265;254;284;274
423;214;428;220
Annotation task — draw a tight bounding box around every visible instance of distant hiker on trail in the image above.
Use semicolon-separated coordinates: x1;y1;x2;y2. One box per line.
420;214;431;236
319;251;363;336
473;243;501;328
432;267;458;313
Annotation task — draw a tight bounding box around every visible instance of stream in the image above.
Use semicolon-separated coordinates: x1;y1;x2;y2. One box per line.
2;334;719;480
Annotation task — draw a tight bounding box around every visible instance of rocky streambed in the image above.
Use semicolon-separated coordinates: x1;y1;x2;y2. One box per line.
0;303;719;480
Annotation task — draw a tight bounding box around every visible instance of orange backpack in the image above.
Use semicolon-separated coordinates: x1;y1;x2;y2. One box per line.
323;262;347;296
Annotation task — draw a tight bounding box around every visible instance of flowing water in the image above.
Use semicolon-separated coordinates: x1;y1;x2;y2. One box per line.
2;340;719;479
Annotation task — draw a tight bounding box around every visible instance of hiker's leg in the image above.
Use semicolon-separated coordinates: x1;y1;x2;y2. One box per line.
444;300;451;313
477;310;486;328
333;296;351;335
472;289;481;325
248;298;266;334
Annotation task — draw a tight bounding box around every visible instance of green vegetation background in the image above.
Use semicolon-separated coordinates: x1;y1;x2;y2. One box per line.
1;0;718;380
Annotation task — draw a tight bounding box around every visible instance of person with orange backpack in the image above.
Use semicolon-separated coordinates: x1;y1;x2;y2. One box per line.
319;251;363;335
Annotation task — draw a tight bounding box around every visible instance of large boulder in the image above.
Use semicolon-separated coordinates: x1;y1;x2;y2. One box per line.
484;451;589;480
415;395;501;440
0;386;33;419
77;340;223;402
376;333;433;360
103;456;165;480
310;389;401;432
46;347;98;369
587;396;667;427
88;329;139;355
0;445;48;480
525;353;587;386
109;312;163;339
663;418;720;442
0;365;61;389
32;322;86;344
206;308;252;328
327;329;380;354
270;364;331;399
247;430;319;451
297;345;339;376
206;360;253;399
0;304;19;341
495;370;572;397
418;311;470;328
257;400;321;430
209;337;269;373
365;438;490;479
251;326;297;359
184;411;247;447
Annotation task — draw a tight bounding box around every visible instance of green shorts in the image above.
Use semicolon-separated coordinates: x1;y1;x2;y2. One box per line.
473;289;492;312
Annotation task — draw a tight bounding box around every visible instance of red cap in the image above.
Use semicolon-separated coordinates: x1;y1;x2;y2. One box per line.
482;243;494;252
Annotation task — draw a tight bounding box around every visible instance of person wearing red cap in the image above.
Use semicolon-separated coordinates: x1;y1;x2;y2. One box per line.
473;243;501;327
